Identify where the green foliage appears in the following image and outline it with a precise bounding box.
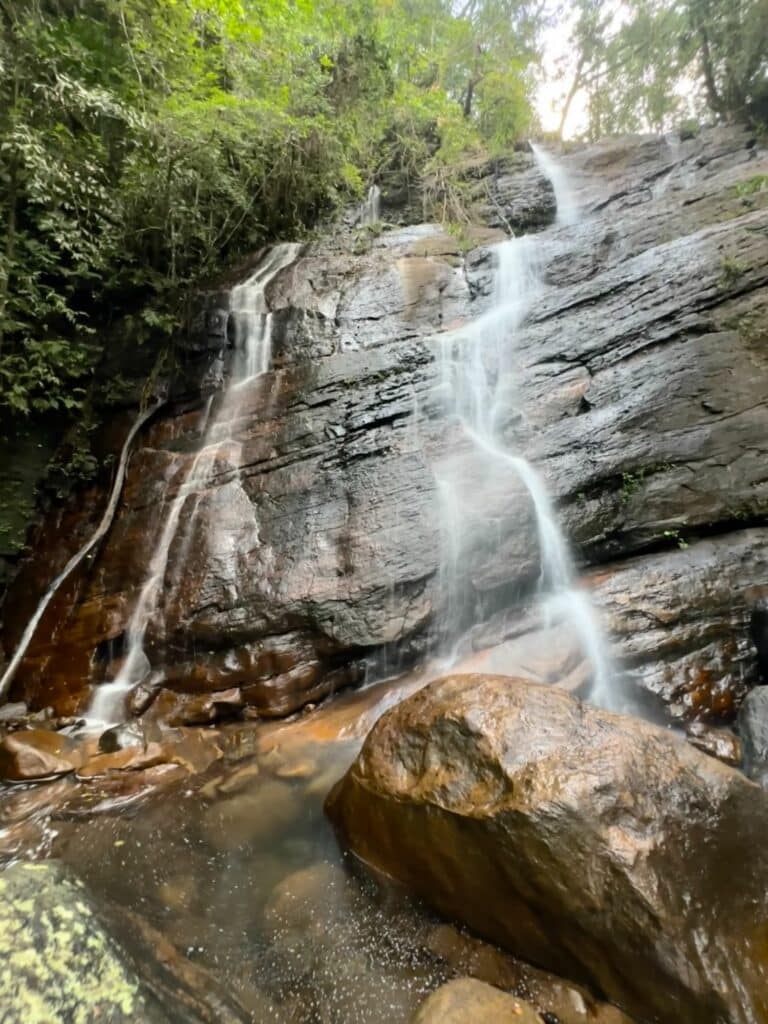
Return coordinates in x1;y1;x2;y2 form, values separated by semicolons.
720;254;747;287
678;117;701;138
736;309;767;348
0;340;95;415
559;0;768;140
620;469;645;504
734;175;768;197
0;0;543;422
663;528;689;549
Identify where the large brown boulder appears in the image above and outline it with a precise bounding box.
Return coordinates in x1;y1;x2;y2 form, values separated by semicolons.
0;728;82;781
411;978;543;1023
326;674;768;1024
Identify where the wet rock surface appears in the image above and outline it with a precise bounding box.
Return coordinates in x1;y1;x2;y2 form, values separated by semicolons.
411;978;544;1024
425;924;635;1024
0;728;82;781
0;858;254;1023
327;673;768;1024
738;685;768;786
2;124;767;723
686;720;742;766
0;860;167;1023
752;599;768;683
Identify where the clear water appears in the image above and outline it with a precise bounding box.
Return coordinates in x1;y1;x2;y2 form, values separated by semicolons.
37;671;456;1023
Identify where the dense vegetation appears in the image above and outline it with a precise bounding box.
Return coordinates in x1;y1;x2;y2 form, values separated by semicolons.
0;0;764;559
560;0;768;138
0;0;542;421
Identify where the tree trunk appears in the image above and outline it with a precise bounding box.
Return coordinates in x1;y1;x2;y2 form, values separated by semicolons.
463;76;476;118
558;55;587;139
697;23;725;115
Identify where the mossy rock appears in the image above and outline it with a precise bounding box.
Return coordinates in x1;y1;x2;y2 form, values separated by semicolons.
0;861;168;1024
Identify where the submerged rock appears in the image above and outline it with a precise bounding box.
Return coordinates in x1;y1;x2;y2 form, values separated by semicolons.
411;978;543;1023
76;741;169;778
327;674;768;1024
425;924;635;1024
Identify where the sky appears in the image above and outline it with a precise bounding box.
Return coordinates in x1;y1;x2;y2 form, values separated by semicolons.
535;2;586;138
535;0;632;139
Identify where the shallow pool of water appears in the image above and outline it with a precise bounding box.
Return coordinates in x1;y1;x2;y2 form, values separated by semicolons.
38;670;456;1022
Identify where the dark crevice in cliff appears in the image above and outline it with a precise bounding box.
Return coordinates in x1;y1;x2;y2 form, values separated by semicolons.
577;511;768;570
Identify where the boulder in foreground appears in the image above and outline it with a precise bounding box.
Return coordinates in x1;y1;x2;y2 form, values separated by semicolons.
326;674;768;1024
0;728;81;781
411;978;543;1023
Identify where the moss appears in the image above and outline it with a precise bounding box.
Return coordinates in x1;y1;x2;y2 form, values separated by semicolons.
733;174;768;198
620;469;646;504
737;310;767;349
720;254;747;288
0;861;159;1024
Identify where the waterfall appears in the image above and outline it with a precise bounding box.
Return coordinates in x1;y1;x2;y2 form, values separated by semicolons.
434;155;613;705
87;243;301;728
358;185;381;226
0;402;161;702
530;143;579;227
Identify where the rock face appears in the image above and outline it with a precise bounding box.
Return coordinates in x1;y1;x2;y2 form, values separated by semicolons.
752;601;768;683
738;686;768;785
2;125;767;720
326;674;768;1024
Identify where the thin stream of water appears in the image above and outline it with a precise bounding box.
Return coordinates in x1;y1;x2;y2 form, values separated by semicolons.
358;184;381;226
0;402;160;701
88;243;301;727
530;142;579;227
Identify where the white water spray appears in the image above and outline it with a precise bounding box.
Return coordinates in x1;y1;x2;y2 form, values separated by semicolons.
530;142;579;227
87;243;301;727
434;153;613;705
358;185;381;226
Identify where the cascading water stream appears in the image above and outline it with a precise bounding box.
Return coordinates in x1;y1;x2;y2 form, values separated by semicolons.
358;184;381;226
0;401;161;702
530;142;579;227
87;243;301;727
434;146;614;706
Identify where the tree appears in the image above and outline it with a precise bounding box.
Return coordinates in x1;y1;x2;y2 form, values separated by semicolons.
556;0;768;140
685;0;768;122
0;0;545;420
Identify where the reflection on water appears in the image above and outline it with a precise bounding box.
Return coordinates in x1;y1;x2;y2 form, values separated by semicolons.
1;648;604;1021
49;677;451;1023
